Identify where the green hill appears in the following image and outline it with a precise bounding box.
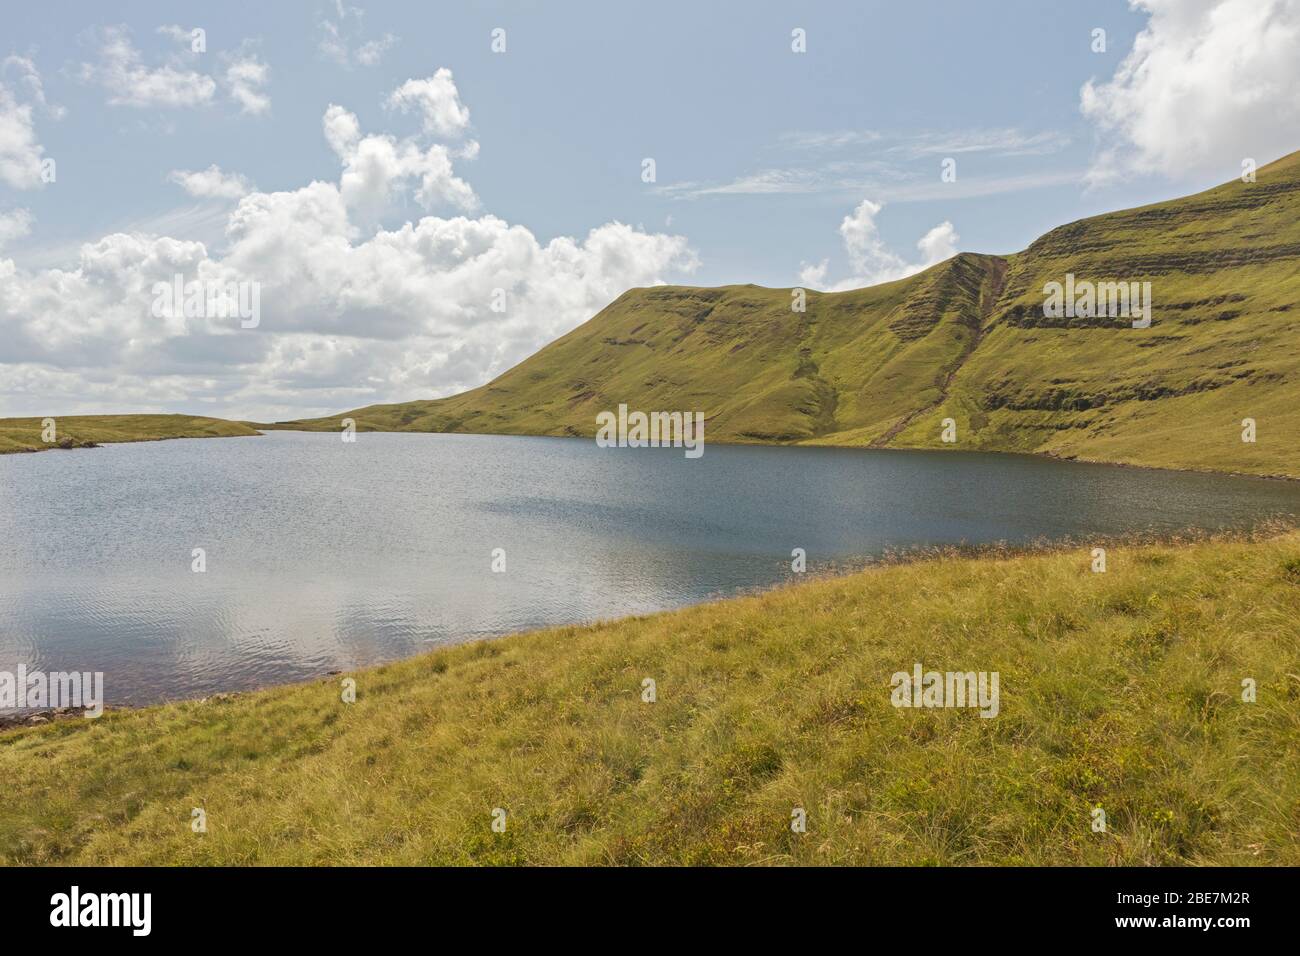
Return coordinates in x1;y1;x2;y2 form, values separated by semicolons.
0;414;261;455
278;152;1300;478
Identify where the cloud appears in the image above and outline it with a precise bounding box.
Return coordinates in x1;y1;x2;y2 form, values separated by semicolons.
78;26;270;115
323;103;478;219
915;221;960;265
1080;0;1300;184
2;55;65;119
886;129;1072;158
156;24;202;49
797;259;828;288
386;70;470;138
0;58;59;190
800;199;958;291
356;35;398;66
779;130;885;151
225;55;271;116
660;168;822;198
0;72;697;421
81;25;217;108
318;3;399;68
0;208;33;249
168;165;253;199
660;127;1072;200
0;86;46;189
780;128;1070;158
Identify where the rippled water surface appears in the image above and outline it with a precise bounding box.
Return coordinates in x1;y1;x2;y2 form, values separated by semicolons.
2;431;1297;705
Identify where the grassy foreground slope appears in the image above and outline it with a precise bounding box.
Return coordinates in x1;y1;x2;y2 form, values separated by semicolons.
281;152;1300;477
0;414;260;454
3;530;1297;866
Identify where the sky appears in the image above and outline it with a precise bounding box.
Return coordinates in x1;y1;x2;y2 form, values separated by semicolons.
2;0;1299;421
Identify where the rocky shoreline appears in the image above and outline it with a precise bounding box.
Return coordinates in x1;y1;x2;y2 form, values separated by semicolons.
0;706;95;731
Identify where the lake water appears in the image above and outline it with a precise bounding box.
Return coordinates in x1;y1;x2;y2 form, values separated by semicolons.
2;431;1298;706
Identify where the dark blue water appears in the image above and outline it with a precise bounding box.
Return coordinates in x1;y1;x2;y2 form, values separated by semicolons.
1;431;1297;705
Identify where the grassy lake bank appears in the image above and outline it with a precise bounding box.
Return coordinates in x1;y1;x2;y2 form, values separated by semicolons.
2;527;1297;865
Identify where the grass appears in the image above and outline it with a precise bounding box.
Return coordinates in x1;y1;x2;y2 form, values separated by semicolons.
278;151;1300;479
0;414;261;455
3;527;1297;866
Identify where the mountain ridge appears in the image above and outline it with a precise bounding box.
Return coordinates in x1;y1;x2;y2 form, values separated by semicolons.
8;156;1294;476
273;151;1299;477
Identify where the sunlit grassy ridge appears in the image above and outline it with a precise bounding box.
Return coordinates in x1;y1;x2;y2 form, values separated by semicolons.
274;253;1004;448
0;415;260;454
3;529;1297;866
279;152;1300;478
901;150;1300;477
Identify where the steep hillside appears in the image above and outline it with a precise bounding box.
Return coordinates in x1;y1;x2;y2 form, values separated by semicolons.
278;153;1300;477
279;252;1005;446
896;150;1300;476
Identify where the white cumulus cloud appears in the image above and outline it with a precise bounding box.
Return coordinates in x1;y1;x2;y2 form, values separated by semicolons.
1081;0;1300;184
168;165;253;199
800;200;959;292
386;70;471;139
324;103;478;219
0;71;697;421
0;57;59;190
225;55;271;116
0;208;34;249
0;86;45;189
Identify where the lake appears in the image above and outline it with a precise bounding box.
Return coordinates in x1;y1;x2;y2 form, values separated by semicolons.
2;430;1297;706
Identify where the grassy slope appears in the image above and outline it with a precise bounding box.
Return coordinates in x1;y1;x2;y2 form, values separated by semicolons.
280;152;1300;477
0;415;261;454
898;149;1300;477
274;253;1003;446
3;530;1297;866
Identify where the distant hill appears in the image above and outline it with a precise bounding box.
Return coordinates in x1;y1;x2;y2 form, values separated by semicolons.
270;152;1300;478
0;415;260;455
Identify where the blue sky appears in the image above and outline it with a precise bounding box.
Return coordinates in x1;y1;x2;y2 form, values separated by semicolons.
3;0;1298;420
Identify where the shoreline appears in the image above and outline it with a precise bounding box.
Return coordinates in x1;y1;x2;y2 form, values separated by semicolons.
6;417;1297;483
4;525;1297;864
4;519;1293;730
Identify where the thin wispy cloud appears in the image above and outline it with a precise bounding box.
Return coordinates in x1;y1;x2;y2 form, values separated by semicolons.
778;127;1069;157
659;127;1075;201
883;128;1073;157
318;2;399;68
881;168;1087;203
